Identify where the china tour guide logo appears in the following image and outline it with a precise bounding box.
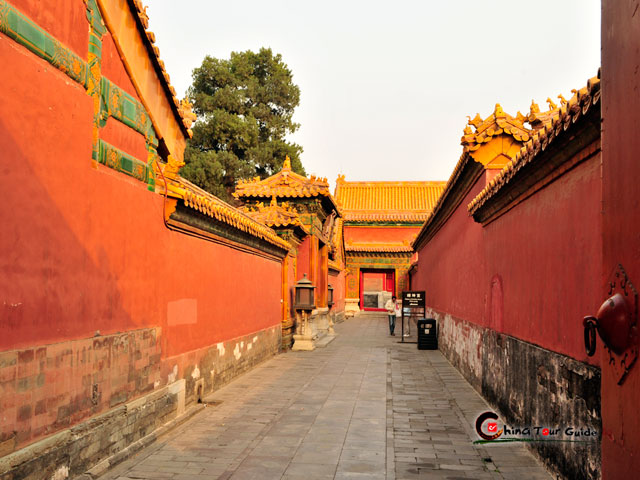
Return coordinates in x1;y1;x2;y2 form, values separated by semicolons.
474;411;598;444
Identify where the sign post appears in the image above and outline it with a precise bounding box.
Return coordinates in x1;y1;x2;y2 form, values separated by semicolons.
399;291;425;344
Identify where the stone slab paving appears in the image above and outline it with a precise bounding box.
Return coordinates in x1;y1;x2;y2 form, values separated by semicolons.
100;314;551;480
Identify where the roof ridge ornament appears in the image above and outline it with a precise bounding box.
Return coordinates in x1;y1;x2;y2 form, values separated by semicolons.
178;98;197;129
468;113;483;129
282;155;291;171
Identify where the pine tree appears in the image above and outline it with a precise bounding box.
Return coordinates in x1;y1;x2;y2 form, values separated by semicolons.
182;48;305;202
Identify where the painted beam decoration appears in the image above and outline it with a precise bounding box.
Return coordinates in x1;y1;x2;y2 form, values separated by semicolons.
0;0;193;193
98;139;155;185
99;77;157;145
0;0;89;87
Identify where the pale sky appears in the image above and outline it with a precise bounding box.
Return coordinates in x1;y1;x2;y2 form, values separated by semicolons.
146;0;600;188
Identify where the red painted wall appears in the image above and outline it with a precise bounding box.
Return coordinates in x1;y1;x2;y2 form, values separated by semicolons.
329;270;345;313
101;32;141;100
287;254;297;319
10;0;89;58
296;236;310;281
0;31;282;357
413;172;489;326
413;153;602;364
344;225;422;244
601;1;640;477
483;154;602;363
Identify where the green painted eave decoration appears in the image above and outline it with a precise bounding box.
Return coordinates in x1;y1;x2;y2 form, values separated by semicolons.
98;139;155;190
100;77;158;146
85;0;106;37
0;0;89;87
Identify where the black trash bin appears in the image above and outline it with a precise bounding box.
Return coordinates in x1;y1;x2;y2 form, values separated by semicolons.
417;319;437;350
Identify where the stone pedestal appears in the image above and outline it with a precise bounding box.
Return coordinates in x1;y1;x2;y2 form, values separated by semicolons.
328;311;335;335
292;333;315;351
345;298;361;318
312;307;330;335
292;310;316;351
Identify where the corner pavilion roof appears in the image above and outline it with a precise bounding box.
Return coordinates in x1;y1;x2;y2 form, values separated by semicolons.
334;177;446;223
234;157;336;206
460;104;531;152
468;74;601;215
243;197;309;235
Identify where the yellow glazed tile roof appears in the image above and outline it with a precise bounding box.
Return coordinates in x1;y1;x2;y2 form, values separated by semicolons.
162;171;291;250
128;0;196;136
413;102;545;250
468;74;601;215
345;242;414;253
334;177;446;222
461;104;531;152
244;197;309;234
234;157;333;201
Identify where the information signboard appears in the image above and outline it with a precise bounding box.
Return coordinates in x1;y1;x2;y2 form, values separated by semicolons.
399;291;426;343
402;291;425;308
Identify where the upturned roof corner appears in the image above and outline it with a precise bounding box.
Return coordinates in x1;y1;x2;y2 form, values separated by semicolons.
234;156;340;214
460;103;531;169
468;74;601;219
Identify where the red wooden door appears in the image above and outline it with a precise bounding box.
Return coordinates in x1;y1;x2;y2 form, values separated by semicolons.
385;272;395;294
601;3;640;477
360;269;395;311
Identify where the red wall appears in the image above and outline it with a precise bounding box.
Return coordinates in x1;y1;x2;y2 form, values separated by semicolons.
601;1;640;477
413;172;489;326
329;270;345;313
101;31;141;100
483;154;602;363
10;0;88;58
296;236;310;281
0;30;282;358
413;153;602;364
344;225;422;244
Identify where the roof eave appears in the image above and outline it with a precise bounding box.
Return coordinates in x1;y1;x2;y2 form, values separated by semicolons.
125;0;191;139
412;152;484;251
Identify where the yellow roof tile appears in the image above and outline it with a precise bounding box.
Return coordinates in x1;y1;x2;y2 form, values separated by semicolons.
461;104;531;152
234;157;334;205
129;0;195;137
334;178;446;222
345;242;414;253
165;176;290;250
468;73;601;215
244;197;309;234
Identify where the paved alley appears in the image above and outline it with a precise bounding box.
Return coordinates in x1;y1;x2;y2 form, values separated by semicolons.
100;315;551;480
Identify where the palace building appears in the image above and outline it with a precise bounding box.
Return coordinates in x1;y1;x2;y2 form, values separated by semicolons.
334;177;445;315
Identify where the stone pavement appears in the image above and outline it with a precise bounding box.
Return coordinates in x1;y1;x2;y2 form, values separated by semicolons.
100;314;551;480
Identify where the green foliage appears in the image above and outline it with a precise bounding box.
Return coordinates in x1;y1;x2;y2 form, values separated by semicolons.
182;48;305;202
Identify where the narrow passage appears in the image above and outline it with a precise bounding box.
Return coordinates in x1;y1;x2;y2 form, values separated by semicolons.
101;315;550;479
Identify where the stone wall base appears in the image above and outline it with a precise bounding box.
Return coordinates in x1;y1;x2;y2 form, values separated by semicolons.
0;325;280;480
0;382;183;480
429;308;601;480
